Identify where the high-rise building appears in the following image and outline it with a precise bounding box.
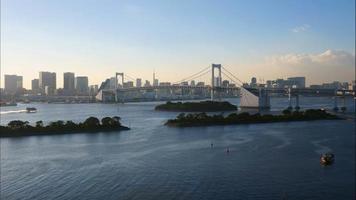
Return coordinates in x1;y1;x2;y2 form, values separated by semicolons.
75;76;89;95
153;79;159;86
89;85;99;96
39;72;56;95
136;78;142;88
4;75;23;94
190;80;195;87
63;72;75;95
31;79;39;93
144;80;151;87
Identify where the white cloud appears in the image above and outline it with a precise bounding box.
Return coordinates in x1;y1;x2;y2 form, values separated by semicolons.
266;49;355;67
263;49;355;84
291;24;310;33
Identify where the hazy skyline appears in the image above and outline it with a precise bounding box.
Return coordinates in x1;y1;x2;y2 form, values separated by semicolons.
1;0;355;89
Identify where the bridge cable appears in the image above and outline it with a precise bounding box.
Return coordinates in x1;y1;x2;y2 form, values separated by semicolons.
172;65;211;84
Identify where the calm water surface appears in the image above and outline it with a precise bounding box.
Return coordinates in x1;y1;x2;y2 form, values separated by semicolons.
1;97;355;200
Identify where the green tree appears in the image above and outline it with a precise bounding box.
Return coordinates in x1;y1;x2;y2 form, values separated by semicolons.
83;117;100;128
36;121;43;128
7;120;28;129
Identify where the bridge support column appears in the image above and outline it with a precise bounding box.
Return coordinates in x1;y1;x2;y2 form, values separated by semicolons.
287;88;293;110
341;95;347;112
333;96;338;111
295;95;300;110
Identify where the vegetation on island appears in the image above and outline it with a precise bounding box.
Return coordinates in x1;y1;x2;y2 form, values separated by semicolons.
0;116;130;137
155;101;237;112
165;109;341;127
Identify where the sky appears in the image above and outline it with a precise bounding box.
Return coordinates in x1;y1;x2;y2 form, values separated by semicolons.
1;0;355;89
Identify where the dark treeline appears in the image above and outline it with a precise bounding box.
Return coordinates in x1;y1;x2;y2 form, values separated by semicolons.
155;101;237;112
165;109;341;127
0;116;130;137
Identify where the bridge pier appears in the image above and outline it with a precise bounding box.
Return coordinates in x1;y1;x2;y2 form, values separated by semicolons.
287;88;293;110
341;96;347;112
295;95;300;110
333;96;339;111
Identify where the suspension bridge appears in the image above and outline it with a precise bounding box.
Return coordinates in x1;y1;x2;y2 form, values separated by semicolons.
96;64;355;110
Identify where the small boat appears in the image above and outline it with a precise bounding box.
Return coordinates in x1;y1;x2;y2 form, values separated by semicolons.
320;153;334;165
26;107;37;113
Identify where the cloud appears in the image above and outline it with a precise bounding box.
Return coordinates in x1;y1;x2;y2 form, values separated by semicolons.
291;24;310;33
266;49;355;67
263;49;355;84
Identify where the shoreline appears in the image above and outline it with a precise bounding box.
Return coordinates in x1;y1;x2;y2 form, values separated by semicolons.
0;126;130;138
165;109;342;127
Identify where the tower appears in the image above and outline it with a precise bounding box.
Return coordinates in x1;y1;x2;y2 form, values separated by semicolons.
211;64;222;101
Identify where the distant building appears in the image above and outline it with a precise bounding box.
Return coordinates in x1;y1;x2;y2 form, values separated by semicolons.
196;82;205;87
63;72;75;95
136;78;142;88
153;79;159;87
4;75;23;94
89;85;99;96
250;77;257;88
31;79;40;93
265;77;306;89
75;76;89;95
287;77;306;88
159;82;171;86
39;71;56;95
144;80;151;87
123;81;134;88
222;80;230;87
190;80;195;87
181;81;189;86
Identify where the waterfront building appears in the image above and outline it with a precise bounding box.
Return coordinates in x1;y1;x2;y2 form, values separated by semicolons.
190;80;195;87
31;79;40;93
159;82;171;86
89;85;99;96
287;77;306;88
39;71;56;95
123;81;134;88
196;82;205;87
4;74;23;94
75;76;89;95
136;78;142;88
222;80;230;87
63;72;75;95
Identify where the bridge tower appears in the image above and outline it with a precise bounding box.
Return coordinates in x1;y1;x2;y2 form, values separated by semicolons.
115;72;124;102
211;64;222;101
115;73;124;89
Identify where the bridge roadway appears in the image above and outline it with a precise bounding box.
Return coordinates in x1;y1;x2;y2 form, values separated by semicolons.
113;85;355;97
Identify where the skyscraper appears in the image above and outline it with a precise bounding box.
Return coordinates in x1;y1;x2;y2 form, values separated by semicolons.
4;74;22;94
31;79;39;93
136;78;142;88
39;71;56;95
75;76;89;95
63;72;75;95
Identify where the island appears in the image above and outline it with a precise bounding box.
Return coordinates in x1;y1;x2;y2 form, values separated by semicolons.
155;101;237;112
165;109;341;127
0;116;130;137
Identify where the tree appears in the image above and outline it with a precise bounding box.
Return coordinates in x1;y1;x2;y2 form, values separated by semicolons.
101;117;114;127
83;117;100;128
36;121;43;128
8;120;28;129
282;109;291;115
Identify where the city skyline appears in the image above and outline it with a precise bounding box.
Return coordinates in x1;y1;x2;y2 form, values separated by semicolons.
1;0;355;88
